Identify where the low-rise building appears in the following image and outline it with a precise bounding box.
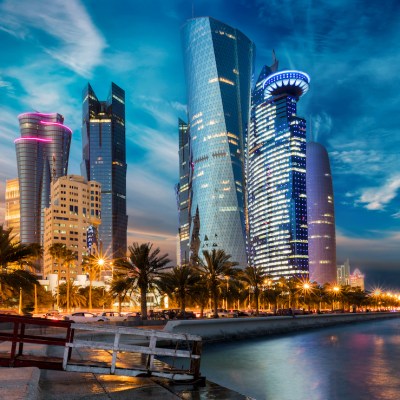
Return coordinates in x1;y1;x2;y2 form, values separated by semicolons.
43;175;101;280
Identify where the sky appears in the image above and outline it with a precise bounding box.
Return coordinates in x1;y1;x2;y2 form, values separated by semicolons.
0;0;399;289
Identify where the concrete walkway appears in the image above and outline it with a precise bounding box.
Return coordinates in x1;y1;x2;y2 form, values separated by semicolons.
0;340;250;399
0;367;40;400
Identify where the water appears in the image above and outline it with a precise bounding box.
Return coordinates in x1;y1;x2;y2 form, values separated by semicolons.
200;318;400;400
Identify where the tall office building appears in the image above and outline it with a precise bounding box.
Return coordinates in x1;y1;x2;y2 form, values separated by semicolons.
181;17;254;267
177;119;191;265
15;112;71;247
4;178;20;242
306;141;336;284
337;259;351;285
43;175;101;279
81;83;127;259
247;63;310;279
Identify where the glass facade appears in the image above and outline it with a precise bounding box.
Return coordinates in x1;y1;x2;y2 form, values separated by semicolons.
177;119;191;265
247;69;310;279
307;141;336;284
81;83;127;259
15;112;71;246
181;17;254;268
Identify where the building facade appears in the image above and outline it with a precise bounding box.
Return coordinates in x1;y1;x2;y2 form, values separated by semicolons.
349;268;365;290
15;112;71;247
306;141;336;284
337;259;351;285
177;119;191;265
43;175;101;279
181;17;254;267
247;67;310;279
4;178;20;242
81;83;127;259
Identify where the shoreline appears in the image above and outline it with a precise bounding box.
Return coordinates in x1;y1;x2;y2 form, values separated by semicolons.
163;311;400;342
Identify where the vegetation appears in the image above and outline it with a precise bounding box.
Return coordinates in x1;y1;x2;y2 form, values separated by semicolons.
1;234;399;315
115;242;171;319
194;249;239;318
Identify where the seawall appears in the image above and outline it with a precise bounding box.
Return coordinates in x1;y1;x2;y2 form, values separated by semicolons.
164;312;400;342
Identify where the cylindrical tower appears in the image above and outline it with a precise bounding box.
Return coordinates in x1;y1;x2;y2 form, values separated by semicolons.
15;112;71;245
306;141;336;284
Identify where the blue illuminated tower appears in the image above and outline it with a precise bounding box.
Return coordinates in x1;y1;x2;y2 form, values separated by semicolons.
181;17;255;267
15;112;71;246
307;141;336;284
247;62;310;279
81;83;127;258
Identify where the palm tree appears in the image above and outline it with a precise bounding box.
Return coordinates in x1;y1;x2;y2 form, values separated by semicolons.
81;254;104;310
115;242;171;320
158;265;200;314
194;249;238;318
109;273;133;313
240;265;267;315
58;282;86;309
48;243;75;310
0;226;40;311
0;225;40;271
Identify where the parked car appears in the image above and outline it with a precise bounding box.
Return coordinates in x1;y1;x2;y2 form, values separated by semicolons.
207;309;232;318
98;312;127;322
176;310;196;320
63;312;109;323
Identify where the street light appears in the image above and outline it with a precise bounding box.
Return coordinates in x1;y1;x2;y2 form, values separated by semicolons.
332;285;340;310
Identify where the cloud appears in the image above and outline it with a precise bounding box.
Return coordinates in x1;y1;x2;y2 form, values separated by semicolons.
0;0;106;77
356;176;400;210
336;229;400;260
310;112;333;142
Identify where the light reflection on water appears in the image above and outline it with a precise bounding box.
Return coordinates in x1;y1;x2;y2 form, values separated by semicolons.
200;318;400;400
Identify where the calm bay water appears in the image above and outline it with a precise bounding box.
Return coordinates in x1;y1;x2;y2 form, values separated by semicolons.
200;318;400;400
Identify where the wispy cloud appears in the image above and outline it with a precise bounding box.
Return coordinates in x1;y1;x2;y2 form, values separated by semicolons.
0;0;106;77
310;112;332;142
356;175;400;211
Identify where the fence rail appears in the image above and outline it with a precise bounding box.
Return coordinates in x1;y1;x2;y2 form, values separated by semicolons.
0;314;203;382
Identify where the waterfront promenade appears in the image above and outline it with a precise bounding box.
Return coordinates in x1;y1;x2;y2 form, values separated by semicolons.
1;312;399;399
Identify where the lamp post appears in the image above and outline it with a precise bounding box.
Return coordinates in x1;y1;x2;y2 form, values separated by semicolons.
225;276;229;309
333;285;340;311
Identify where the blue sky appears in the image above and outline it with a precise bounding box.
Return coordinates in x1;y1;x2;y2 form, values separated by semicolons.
0;0;399;288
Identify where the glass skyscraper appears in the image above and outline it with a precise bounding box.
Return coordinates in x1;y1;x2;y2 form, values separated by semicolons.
81;83;127;259
177;119;191;265
307;141;336;284
247;65;310;279
181;17;254;268
15;112;71;247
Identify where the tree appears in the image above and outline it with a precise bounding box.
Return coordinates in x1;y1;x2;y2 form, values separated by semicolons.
115;242;171;320
240;265;266;315
58;283;86;309
0;226;39;270
110;273;134;313
158;265;200;314
48;243;75;310
0;226;39;311
81;253;104;311
194;249;238;318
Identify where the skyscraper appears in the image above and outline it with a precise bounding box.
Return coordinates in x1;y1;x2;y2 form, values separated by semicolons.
177;119;191;265
81;83;127;259
247;64;310;279
306;141;336;284
15;112;71;247
181;17;254;267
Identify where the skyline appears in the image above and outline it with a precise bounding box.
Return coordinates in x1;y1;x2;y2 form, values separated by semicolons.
0;0;399;287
